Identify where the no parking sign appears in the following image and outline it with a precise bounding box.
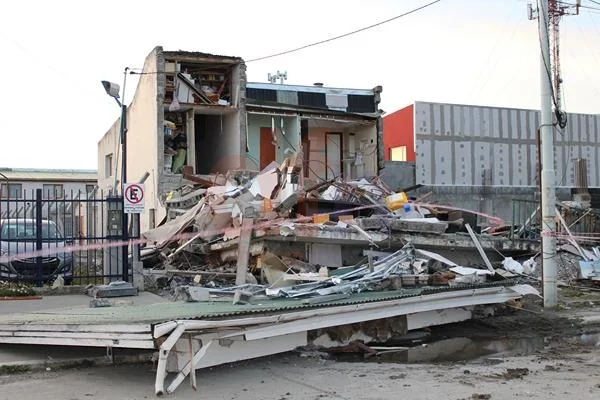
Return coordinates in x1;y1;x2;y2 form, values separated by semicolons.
124;183;145;214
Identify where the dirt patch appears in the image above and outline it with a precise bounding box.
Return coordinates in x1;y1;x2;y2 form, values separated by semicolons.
491;367;529;380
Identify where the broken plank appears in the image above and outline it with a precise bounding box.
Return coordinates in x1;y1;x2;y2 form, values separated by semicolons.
465;223;495;273
236;210;255;285
167;231;204;260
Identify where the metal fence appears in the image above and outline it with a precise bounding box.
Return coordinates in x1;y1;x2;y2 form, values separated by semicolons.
510;199;540;240
0;189;130;286
510;198;600;243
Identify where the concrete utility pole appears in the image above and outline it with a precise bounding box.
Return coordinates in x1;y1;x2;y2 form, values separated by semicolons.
529;1;580;108
538;0;558;308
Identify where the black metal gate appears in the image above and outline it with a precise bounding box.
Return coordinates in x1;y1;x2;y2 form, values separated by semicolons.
0;188;131;286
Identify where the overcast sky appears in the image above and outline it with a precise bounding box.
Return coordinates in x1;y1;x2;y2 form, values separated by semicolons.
1;0;600;170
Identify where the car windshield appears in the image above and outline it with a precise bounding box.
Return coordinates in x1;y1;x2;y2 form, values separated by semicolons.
0;221;63;240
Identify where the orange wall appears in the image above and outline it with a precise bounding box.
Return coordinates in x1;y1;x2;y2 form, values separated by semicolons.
383;104;415;162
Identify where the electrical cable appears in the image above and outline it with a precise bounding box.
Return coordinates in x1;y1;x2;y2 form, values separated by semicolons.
246;0;441;62
558;1;600;11
468;1;521;102
304;159;337;181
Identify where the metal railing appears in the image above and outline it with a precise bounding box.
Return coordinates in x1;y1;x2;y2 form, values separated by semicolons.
510;199;540;240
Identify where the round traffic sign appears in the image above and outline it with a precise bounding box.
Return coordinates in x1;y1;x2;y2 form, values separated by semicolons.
125;184;144;204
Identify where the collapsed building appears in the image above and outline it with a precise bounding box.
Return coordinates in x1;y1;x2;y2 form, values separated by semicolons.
98;46;383;234
75;47;598;395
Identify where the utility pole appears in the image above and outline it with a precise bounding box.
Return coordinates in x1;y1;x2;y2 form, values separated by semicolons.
539;0;558;308
528;0;580;308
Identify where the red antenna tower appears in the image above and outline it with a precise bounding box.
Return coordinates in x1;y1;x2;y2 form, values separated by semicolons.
528;0;580;109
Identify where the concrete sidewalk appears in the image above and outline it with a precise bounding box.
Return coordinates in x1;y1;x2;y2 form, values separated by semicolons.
1;290;169;315
0;291;167;371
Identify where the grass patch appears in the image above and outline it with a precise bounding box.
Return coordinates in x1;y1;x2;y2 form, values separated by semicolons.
0;365;31;375
0;281;36;297
560;287;586;298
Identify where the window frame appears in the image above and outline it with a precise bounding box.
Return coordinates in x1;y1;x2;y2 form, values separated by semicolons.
0;183;23;199
390;146;407;162
42;184;64;200
105;153;113;178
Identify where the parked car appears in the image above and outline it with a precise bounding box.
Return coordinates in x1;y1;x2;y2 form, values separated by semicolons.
0;218;73;284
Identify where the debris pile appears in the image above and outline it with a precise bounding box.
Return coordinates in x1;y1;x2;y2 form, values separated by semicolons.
142;152;486;293
162;243;531;304
140;151;600;300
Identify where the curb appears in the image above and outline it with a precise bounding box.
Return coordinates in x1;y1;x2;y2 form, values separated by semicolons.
0;296;43;301
32;285;86;296
0;352;155;376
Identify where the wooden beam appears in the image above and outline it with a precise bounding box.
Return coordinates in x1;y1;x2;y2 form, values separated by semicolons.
236;208;255;285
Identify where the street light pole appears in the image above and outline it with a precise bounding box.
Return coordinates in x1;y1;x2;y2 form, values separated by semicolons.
120;67;129;282
102;67;130;283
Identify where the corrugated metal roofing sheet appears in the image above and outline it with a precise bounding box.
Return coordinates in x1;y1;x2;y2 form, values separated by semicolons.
0;281;517;326
0;168;97;182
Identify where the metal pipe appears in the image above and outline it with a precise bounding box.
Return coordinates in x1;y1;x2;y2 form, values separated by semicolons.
130;171;150;270
120;67;129;283
155;322;186;396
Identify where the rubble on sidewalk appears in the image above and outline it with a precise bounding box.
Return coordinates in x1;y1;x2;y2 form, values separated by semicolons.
86;281;139;298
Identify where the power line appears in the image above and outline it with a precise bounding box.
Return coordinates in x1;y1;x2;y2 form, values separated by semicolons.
588;0;600;6
468;1;521;102
246;0;442;63
558;1;600;11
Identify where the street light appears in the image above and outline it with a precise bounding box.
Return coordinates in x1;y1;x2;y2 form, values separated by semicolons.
101;67;129;282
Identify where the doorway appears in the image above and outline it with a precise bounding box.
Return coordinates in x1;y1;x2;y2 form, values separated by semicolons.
260;127;276;170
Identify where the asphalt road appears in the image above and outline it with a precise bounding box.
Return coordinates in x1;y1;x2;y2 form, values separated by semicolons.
1;349;600;400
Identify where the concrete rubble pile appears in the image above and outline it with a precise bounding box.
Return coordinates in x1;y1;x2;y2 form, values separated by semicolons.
187;243;517;305
141;153;528;298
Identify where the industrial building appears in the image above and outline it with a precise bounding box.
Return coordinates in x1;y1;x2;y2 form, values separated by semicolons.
383;101;600;222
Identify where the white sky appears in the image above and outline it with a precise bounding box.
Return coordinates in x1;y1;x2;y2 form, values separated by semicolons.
1;0;600;170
